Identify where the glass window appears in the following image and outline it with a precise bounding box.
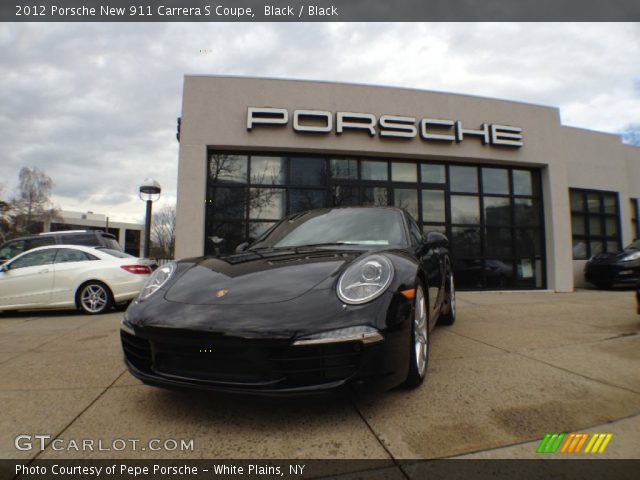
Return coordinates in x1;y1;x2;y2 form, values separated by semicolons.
250;156;286;185
54;233;100;247
290;157;327;186
482;168;509;195
603;194;617;215
9;249;57;269
485;260;515;289
451;227;481;257
570;190;584;211
450;166;478;193
587;193;601;213
569;188;622;259
205;221;246;256
55;248;93;263
290;189;327;213
514;198;539;226
451;195;480;224
516;229;542;257
571;215;586;235
589;217;602;236
361;161;388;181
393;189;419;220
391;163;417;183
485;227;513;257
331;186;359;206
484;197;511;226
0;240;25;262
362;187;388;206
421;164;445;184
513;170;533;196
209;154;248;184
25;236;56;249
422;190;445;223
249;188;286;219
330;159;358;179
210;187;247;220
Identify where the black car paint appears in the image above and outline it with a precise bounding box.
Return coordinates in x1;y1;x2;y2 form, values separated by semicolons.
121;208;451;395
584;245;640;288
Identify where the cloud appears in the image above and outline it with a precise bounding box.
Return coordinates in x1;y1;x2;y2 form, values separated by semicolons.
0;22;638;222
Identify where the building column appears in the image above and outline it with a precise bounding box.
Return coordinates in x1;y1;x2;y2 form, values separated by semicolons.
175;144;208;259
541;162;574;292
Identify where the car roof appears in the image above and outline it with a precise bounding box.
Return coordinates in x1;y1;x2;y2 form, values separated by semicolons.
10;244;99;255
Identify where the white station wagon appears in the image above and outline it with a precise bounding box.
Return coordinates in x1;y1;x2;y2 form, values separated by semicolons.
0;245;153;314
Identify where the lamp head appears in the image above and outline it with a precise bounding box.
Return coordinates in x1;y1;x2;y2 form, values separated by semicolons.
139;178;161;195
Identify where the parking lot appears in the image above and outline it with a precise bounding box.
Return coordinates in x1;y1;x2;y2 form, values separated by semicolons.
1;289;639;460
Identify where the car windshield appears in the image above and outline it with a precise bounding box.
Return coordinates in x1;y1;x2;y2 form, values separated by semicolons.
250;208;407;249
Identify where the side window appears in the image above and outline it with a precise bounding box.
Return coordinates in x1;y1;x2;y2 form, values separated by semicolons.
60;234;100;247
55;248;94;264
9;249;57;270
0;240;25;261
25;236;56;249
407;215;423;245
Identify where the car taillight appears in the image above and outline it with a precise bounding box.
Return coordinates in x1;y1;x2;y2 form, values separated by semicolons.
120;265;152;275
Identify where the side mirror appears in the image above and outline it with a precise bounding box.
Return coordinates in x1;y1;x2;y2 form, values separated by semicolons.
424;231;448;247
0;263;9;273
235;242;249;253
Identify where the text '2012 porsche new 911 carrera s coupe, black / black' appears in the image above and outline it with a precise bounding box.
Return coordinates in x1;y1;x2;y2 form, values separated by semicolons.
120;207;455;395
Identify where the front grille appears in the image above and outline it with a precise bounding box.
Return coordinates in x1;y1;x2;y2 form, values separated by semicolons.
128;328;362;389
121;331;152;372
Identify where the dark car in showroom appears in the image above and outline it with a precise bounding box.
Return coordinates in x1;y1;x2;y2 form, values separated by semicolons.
584;240;640;289
121;207;455;395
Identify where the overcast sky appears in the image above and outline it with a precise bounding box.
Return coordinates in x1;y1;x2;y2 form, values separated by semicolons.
1;22;639;224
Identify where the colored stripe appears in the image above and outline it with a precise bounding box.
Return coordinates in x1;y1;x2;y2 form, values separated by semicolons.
574;433;589;453
550;433;566;453
584;434;598;453
590;434;606;453
536;434;553;453
560;434;575;453
567;434;582;453
598;434;612;453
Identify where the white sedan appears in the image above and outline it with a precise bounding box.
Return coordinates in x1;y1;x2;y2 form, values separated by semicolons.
0;245;153;314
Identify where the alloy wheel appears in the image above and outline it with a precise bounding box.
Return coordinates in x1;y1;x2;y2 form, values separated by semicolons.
414;285;428;377
80;284;108;314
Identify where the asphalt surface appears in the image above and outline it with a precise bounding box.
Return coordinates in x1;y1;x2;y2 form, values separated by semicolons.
1;289;639;460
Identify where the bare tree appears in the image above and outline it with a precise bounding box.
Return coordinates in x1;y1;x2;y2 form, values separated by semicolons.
0;183;10;242
151;204;176;257
10;167;60;235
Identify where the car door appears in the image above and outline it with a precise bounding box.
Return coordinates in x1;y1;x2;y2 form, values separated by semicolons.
50;248;100;304
0;249;57;308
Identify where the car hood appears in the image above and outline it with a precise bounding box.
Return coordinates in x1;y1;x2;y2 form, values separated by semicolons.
164;248;365;305
588;249;636;264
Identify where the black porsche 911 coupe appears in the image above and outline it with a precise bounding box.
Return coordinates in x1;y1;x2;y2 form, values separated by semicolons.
584;240;640;289
120;207;455;395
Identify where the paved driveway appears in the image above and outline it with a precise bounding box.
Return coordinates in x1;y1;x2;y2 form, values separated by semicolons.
1;290;639;460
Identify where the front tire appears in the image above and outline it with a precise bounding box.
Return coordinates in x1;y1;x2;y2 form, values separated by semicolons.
77;282;113;315
403;282;429;389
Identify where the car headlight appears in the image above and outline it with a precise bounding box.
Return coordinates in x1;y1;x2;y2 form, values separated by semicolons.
337;254;394;305
138;262;176;300
621;251;640;262
293;326;383;345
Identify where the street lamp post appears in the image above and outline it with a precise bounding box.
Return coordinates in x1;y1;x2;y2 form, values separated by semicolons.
139;179;161;258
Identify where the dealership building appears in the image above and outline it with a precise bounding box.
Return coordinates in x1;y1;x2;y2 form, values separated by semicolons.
174;76;640;292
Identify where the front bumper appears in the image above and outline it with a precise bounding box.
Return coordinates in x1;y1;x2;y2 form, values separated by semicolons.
121;327;405;396
584;263;640;286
